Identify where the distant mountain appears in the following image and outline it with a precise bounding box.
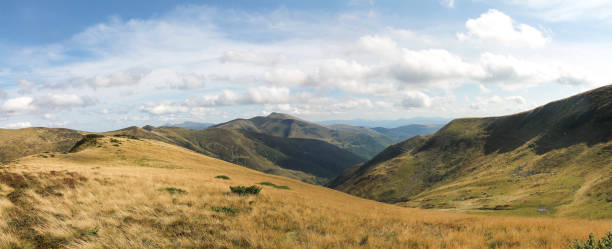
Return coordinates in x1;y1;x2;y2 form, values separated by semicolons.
105;126;363;184
0;127;83;163
163;121;215;130
330;85;612;218
372;124;443;142
215;112;394;159
319;117;450;128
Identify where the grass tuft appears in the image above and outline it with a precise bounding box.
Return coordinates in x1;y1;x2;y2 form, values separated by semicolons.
569;232;612;249
215;175;230;180
211;206;240;215
258;182;290;190
230;185;261;195
160;187;187;195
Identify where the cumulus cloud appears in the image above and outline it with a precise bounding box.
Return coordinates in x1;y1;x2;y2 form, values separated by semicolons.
1;122;32;129
0;94;93;114
1;97;35;113
400;92;432;108
506;95;527;104
186;87;291;107
140;102;189;115
458;9;550;48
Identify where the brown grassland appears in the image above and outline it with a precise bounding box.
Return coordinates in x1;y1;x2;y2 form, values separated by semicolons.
0;136;611;248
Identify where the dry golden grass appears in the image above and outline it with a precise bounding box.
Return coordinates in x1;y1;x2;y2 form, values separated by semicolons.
0;136;610;249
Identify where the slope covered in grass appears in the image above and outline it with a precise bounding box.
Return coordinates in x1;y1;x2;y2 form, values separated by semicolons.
372;124;443;142
215;112;394;159
1;135;611;248
105;126;362;184
0;127;83;163
331;85;612;219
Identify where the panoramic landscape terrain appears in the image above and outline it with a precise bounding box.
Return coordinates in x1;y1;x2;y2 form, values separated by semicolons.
0;86;611;248
1;0;612;248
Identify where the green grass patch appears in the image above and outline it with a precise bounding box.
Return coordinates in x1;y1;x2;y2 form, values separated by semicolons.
211;206;240;215
160;187;187;195
257;182;290;190
215;175;230;180
230;185;261;195
85;226;100;236
569;232;612;249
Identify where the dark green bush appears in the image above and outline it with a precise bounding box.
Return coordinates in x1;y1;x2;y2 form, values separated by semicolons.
160;187;187;195
230;185;261;195
257;182;290;190
569;233;612;249
211;206;240;215
215;175;230;180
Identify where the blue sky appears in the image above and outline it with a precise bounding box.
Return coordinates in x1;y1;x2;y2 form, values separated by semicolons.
0;0;611;131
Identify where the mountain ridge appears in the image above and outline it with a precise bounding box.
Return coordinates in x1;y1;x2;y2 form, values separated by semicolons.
331;84;612;218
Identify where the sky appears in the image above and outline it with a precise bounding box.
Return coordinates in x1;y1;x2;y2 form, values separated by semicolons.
1;0;611;131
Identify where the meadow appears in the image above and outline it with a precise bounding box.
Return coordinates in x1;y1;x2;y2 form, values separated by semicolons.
0;136;610;249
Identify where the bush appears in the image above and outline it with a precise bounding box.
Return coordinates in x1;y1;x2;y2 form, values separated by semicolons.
160;187;187;195
258;182;290;190
211;206;240;215
230;185;261;195
569;233;612;249
215;175;230;180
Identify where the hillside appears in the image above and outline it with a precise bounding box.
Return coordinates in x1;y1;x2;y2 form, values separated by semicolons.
0;127;83;163
372;124;443;142
1;135;611;248
331;85;612;219
105;126;362;184
215;112;394;159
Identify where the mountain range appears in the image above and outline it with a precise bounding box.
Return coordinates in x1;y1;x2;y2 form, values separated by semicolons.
329;85;612;218
1;85;610;219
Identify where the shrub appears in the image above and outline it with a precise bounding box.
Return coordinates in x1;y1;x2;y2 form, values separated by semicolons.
230;185;261;195
160;187;187;195
215;175;230;180
569;233;612;249
258;182;290;190
211;206;240;215
85;226;100;236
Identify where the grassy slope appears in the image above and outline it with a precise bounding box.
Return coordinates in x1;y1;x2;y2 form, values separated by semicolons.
1;136;611;248
215;113;394;159
0;127;83;163
372;124;443;142
332;85;612;219
104;126;363;184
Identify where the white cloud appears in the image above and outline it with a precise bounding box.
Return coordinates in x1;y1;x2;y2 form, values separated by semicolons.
141;102;189;115
185;86;291;107
0;94;93;115
441;0;455;8
0;90;7;100
503;0;612;22
1;122;32;129
458;9;550;48
506;95;527;104
34;94;94;111
1;97;35;113
400;92;432;108
17;79;35;88
43;113;56;120
264;69;308;86
220;51;285;66
68;71;144;88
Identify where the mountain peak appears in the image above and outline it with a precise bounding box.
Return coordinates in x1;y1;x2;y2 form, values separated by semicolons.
266;112;299;120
